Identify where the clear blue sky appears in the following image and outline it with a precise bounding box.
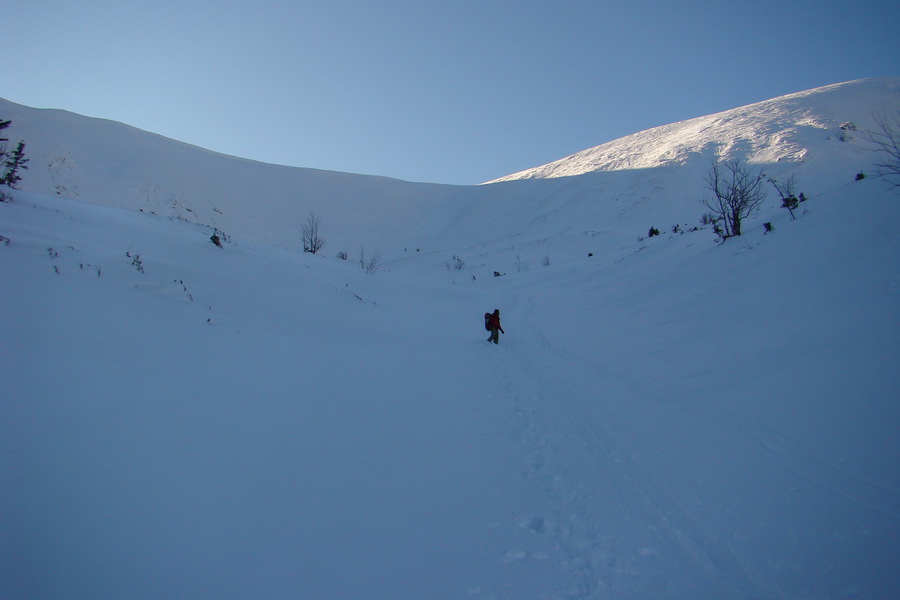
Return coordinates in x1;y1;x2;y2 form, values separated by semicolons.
5;0;899;184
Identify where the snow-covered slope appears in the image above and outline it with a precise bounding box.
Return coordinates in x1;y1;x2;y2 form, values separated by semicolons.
0;97;479;252
2;80;899;599
5;78;896;258
489;78;900;184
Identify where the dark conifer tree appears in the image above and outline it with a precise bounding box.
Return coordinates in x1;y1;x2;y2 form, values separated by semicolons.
3;140;28;188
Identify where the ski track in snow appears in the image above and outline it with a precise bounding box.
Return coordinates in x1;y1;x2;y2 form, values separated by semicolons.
477;291;900;600
484;297;767;600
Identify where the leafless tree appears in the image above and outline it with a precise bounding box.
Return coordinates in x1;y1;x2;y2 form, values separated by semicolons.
301;211;325;254
769;174;799;220
702;159;766;238
862;111;900;190
359;245;382;273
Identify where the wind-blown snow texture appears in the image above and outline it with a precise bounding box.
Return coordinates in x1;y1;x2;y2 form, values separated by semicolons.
2;78;899;600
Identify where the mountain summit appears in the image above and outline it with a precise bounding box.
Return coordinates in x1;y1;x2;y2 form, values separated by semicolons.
488;77;900;182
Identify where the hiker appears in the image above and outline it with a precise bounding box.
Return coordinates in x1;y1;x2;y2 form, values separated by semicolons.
486;309;504;344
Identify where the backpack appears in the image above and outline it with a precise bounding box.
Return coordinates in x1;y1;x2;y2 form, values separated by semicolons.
484;312;492;331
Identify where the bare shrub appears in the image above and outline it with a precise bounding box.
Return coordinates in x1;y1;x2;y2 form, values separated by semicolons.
862;111;900;190
702;159;766;238
301;211;325;254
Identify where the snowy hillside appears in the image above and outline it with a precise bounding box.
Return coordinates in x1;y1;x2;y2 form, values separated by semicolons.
489;78;900;185
3;79;897;261
0;97;478;252
2;80;899;599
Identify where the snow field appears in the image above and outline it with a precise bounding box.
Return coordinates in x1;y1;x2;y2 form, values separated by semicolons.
3;78;900;598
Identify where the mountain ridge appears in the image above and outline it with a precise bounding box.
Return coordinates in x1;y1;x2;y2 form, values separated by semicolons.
1;77;896;258
487;77;900;182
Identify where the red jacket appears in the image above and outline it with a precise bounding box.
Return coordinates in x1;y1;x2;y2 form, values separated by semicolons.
488;313;503;331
